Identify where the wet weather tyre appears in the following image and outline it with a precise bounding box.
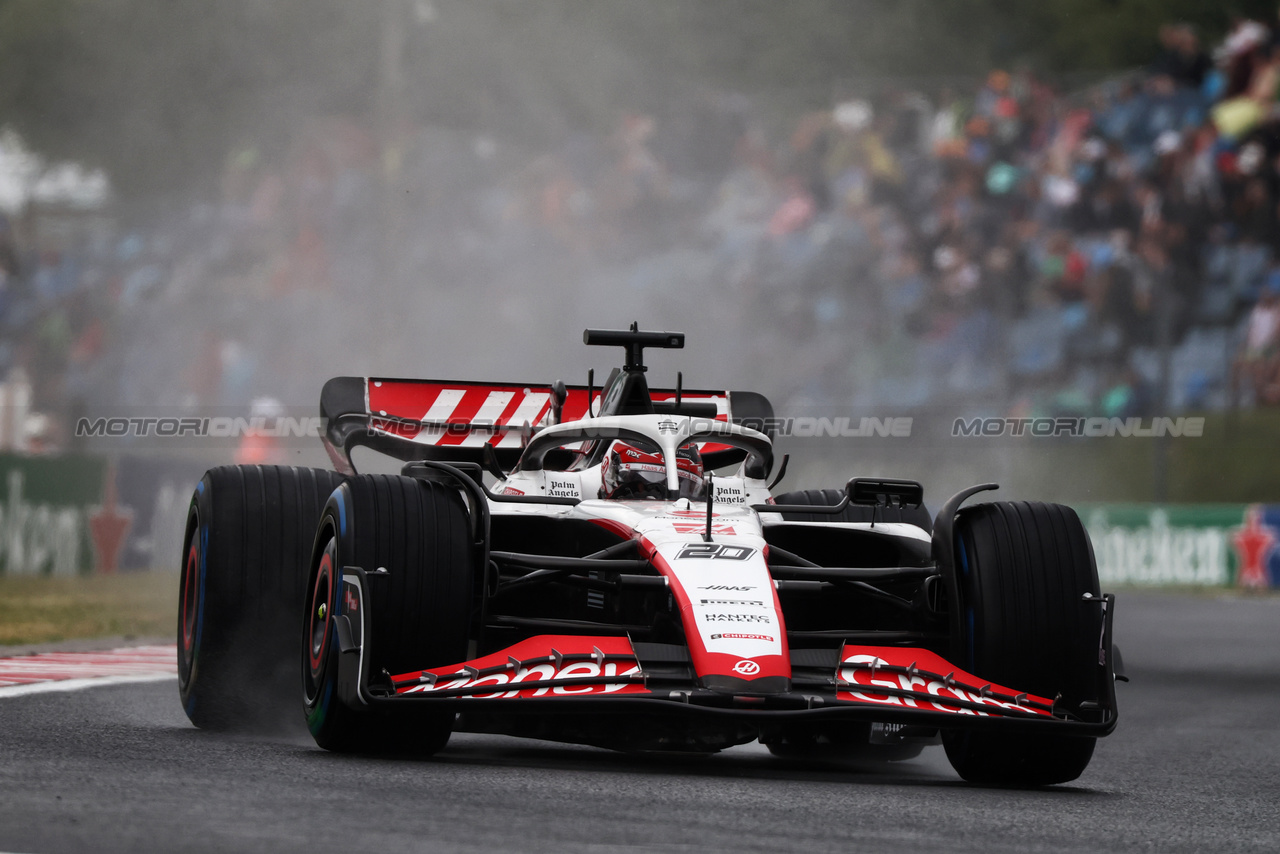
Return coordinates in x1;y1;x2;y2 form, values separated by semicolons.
303;474;475;754
943;501;1101;786
178;465;347;730
774;488;932;532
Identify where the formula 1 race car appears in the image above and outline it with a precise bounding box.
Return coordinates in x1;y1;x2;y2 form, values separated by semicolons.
177;325;1121;786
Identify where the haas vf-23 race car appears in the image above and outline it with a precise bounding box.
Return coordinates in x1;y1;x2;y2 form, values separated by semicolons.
177;326;1121;786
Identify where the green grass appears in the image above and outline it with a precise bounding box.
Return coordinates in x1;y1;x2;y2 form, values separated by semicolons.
0;572;178;646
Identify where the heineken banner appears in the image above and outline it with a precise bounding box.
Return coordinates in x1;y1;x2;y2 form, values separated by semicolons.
0;453;202;576
0;454;105;576
1081;504;1280;590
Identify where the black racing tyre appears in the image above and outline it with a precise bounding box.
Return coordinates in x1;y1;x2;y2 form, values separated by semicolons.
773;488;933;533
178;465;346;730
304;474;474;754
943;501;1101;786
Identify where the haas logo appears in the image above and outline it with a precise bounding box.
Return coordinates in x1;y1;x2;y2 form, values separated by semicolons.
732;660;761;676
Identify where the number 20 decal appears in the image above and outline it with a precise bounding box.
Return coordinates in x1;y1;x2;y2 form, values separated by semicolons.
674;543;756;561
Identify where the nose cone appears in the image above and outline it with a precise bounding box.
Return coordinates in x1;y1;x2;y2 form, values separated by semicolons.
639;528;793;695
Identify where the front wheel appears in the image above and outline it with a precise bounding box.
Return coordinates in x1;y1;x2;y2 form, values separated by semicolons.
943;501;1102;786
303;474;476;754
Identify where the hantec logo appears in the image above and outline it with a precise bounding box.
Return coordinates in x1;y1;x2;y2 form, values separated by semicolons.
732;660;761;676
658;419;679;434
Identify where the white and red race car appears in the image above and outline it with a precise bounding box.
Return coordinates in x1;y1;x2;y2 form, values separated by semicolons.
178;326;1121;785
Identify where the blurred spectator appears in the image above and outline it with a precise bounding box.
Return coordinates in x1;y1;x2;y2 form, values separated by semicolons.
1233;273;1280;403
1151;24;1213;90
15;8;1280;441
234;396;286;465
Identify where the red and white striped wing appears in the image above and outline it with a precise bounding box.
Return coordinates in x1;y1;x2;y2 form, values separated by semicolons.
365;379;731;450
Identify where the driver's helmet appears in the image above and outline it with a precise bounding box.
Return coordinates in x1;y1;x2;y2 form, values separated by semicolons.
599;439;706;500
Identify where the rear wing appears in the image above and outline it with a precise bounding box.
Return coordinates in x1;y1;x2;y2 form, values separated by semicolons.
320;376;774;475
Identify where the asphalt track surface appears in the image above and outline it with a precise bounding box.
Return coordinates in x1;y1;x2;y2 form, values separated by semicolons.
1;591;1278;854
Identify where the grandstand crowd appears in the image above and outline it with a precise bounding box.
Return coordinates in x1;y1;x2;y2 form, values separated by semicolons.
5;13;1280;450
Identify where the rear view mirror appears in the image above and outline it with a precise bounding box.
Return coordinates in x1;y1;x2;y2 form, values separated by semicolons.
846;478;924;508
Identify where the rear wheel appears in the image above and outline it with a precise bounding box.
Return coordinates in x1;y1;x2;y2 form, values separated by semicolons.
943;501;1101;786
303;474;475;754
178;465;346;730
774;488;932;532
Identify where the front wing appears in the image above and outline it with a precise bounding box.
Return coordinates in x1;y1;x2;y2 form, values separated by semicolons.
334;570;1118;737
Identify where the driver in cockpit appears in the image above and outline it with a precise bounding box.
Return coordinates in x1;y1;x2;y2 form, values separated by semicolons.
599;439;707;500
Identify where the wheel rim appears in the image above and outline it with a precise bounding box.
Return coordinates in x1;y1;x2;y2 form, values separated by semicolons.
181;543;198;653
177;505;200;688
304;536;337;703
